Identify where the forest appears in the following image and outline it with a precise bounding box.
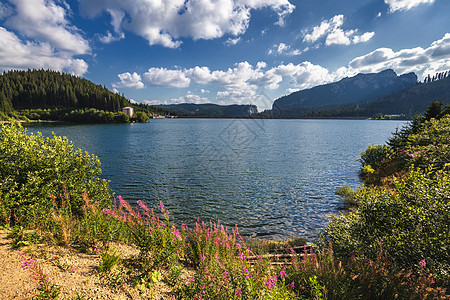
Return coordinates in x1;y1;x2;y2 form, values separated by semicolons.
0;69;175;123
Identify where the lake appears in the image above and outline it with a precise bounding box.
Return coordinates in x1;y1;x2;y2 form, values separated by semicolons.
27;118;406;241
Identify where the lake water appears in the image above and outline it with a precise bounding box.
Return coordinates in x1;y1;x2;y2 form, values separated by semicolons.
27;119;406;241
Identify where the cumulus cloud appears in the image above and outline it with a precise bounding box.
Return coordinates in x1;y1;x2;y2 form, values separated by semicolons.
99;31;125;43
385;0;435;12
6;0;90;55
112;72;145;89
303;14;374;47
344;33;450;78
0;27;88;76
0;0;90;76
143;92;210;105
268;43;302;56
143;68;191;88
78;0;294;48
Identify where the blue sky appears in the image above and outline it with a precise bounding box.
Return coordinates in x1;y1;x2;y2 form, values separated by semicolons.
0;0;449;110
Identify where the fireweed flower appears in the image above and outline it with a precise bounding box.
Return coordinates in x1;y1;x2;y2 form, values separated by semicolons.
289;281;295;290
242;268;250;277
419;259;426;267
263;275;277;289
236;288;242;295
102;208;110;214
280;270;287;279
222;271;228;280
21;257;36;269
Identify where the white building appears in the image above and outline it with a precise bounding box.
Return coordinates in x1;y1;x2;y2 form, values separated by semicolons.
122;107;134;117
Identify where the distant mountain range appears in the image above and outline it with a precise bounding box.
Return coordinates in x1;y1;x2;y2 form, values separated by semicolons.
157;103;258;117
269;69;419;118
302;72;450;118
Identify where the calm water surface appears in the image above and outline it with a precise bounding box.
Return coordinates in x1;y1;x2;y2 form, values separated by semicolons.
28;119;406;240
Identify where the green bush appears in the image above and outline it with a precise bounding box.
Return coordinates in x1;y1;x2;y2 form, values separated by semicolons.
322;167;450;286
0;122;111;226
131;111;150;123
359;144;391;170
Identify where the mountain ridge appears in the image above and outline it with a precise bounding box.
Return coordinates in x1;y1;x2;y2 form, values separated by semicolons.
271;69;418;117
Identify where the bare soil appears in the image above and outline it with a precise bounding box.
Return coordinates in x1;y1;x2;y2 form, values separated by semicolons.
0;229;178;299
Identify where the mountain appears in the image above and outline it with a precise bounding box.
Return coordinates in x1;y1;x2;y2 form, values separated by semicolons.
271;69;418;117
306;75;450;118
158;103;258;117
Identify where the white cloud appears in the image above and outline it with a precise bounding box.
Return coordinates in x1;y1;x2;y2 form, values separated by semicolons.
352;32;375;44
268;43;302;56
143;93;210;105
99;31;125;43
112;72;145;89
303;14;374;47
78;0;294;48
303;15;344;43
224;37;241;46
143;68;191;88
6;0;90;55
344;33;450;79
0;27;88;76
384;0;435;12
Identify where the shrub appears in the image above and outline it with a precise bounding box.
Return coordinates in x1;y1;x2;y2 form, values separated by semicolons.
359;144;391;171
0;122;111;226
322;167;450;286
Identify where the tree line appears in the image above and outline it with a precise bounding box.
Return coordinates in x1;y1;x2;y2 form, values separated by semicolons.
0;69;175;122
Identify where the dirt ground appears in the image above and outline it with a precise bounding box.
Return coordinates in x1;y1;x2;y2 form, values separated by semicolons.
0;229;176;299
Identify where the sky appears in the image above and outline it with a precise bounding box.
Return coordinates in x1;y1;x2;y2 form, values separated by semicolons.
0;0;449;110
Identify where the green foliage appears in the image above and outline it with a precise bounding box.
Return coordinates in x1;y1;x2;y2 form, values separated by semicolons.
7;226;40;248
0;69;130;112
323;167;450;286
76;194;127;250
131;111;150;123
0;123;111;226
360;102;450;184
359;144;391;170
334;185;358;207
98;248;122;274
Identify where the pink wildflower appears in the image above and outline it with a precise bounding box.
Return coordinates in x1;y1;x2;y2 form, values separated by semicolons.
289;281;295;290
263;275;277;289
419;259;426;267
280;270;287;279
102;208;110;214
236;288;242;295
222;271;228;280
242;268;249;277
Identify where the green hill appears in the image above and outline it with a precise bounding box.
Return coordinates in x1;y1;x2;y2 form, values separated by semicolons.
0;69;174;122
